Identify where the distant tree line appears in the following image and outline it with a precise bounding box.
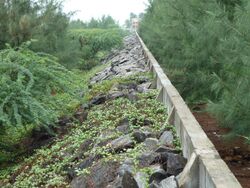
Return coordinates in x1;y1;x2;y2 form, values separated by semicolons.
0;0;69;54
69;15;119;29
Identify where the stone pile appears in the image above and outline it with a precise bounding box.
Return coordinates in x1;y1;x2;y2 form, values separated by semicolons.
90;35;148;84
70;35;186;188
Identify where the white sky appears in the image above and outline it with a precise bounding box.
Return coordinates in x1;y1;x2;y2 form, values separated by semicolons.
63;0;148;25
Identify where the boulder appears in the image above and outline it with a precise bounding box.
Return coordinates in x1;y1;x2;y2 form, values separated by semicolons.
159;176;177;188
72;139;94;161
143;138;159;151
137;152;159;167
143;119;154;126
110;135;134;152
166;153;187;176
71;161;119;188
126;91;139;102
155;146;179;154
79;139;93;153
118;159;135;176
137;76;149;84
149;164;168;183
159;131;174;146
107;171;139;188
137;82;151;93
116;118;130;134
122;171;139;188
132;130;146;143
108;91;125;100
141;127;158;138
89;94;107;106
78;155;97;170
74;108;88;123
117;82;138;90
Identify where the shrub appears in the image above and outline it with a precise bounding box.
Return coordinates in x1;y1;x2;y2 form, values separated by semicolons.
0;42;73;134
64;28;124;70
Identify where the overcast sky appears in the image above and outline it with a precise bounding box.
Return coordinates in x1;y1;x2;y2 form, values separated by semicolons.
63;0;148;25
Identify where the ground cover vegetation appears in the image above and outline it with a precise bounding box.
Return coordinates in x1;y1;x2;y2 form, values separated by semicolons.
0;0;124;168
0;72;181;187
139;0;250;142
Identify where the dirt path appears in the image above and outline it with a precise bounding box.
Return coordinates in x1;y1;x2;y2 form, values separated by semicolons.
193;108;250;188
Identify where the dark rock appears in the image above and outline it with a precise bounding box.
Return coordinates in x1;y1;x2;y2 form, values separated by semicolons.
108;171;139;188
143;119;154;126
89;35;148;84
110;135;134;152
78;156;96;170
106;177;121;188
159;176;177;188
155;152;169;167
89;94;107;106
79;139;93;153
74;110;88;123
126;91;139;102
72;139;94;161
67;167;77;181
141;127;158;138
117;82;138;91
126;68;131;72
108;91;125;100
94;130;115;148
159;131;174;146
137;76;149;84
155;146;180;154
137;82;151;93
137;152;159;167
118;159;135;176
143;138;159;151
166;153;187;176
71;161;119;188
57;116;73;127
116;118;130;134
122;171;139;188
149;165;168;183
132;130;146;143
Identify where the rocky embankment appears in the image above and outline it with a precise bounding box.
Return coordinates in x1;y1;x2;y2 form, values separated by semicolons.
90;35;148;84
1;35;186;188
71;35;186;188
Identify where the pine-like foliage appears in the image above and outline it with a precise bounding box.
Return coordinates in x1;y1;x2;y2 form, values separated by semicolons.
140;0;250;141
209;2;250;141
0;42;72;134
140;0;228;101
66;28;124;69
